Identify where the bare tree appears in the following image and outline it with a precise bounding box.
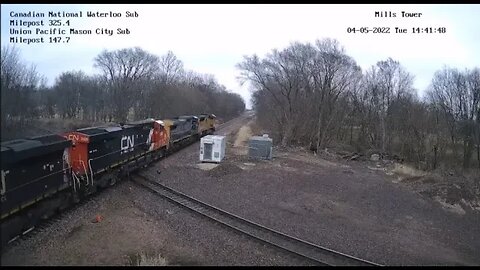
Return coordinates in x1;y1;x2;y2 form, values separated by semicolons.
1;45;44;139
427;67;479;168
362;58;415;153
466;68;480;168
238;39;360;148
309;39;362;151
1;46;245;141
94;47;160;122
159;50;184;85
53;71;86;118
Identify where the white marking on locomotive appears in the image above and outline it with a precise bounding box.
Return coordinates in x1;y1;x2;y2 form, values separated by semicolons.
121;135;135;154
147;128;154;151
43;163;54;171
63;148;70;183
1;170;8;195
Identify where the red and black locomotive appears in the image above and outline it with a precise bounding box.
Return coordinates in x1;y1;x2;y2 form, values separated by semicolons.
0;114;216;248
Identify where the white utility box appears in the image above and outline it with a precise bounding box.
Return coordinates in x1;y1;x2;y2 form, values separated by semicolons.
199;135;226;163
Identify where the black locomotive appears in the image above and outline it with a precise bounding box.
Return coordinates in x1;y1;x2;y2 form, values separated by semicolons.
0;113;216;249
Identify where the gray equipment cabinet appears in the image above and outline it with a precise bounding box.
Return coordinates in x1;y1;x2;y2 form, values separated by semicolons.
248;135;273;160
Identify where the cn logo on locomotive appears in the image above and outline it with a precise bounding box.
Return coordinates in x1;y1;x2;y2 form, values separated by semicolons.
121;135;135;154
68;134;79;141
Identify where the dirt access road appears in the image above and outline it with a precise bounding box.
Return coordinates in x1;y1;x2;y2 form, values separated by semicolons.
2;112;479;266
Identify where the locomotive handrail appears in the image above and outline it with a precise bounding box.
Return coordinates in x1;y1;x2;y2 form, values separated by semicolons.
88;159;94;186
79;160;89;186
71;170;80;192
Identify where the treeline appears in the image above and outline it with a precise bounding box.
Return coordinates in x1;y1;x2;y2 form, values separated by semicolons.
238;38;479;170
1;46;246;140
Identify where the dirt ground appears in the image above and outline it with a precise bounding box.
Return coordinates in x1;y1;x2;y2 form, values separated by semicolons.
2;113;479;266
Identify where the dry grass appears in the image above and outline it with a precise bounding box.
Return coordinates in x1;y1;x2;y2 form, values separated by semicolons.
384;162;480;213
233;124;253;147
230;120;255;156
391;163;428;178
286;151;340;168
248;119;265;137
127;252;168;266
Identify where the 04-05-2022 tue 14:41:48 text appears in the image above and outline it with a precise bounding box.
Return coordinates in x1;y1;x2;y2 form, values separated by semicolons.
347;27;447;34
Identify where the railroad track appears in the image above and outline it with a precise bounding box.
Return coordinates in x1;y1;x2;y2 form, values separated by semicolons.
132;173;382;266
215;111;254;135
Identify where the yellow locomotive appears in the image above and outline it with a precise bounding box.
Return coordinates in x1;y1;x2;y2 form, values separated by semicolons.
198;113;216;136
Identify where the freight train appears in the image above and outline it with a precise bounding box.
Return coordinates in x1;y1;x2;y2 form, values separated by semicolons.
0;113;216;248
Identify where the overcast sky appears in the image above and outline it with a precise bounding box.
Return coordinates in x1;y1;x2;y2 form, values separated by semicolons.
1;4;479;108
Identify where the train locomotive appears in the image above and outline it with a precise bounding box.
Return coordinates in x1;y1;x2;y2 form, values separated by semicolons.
0;113;216;248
